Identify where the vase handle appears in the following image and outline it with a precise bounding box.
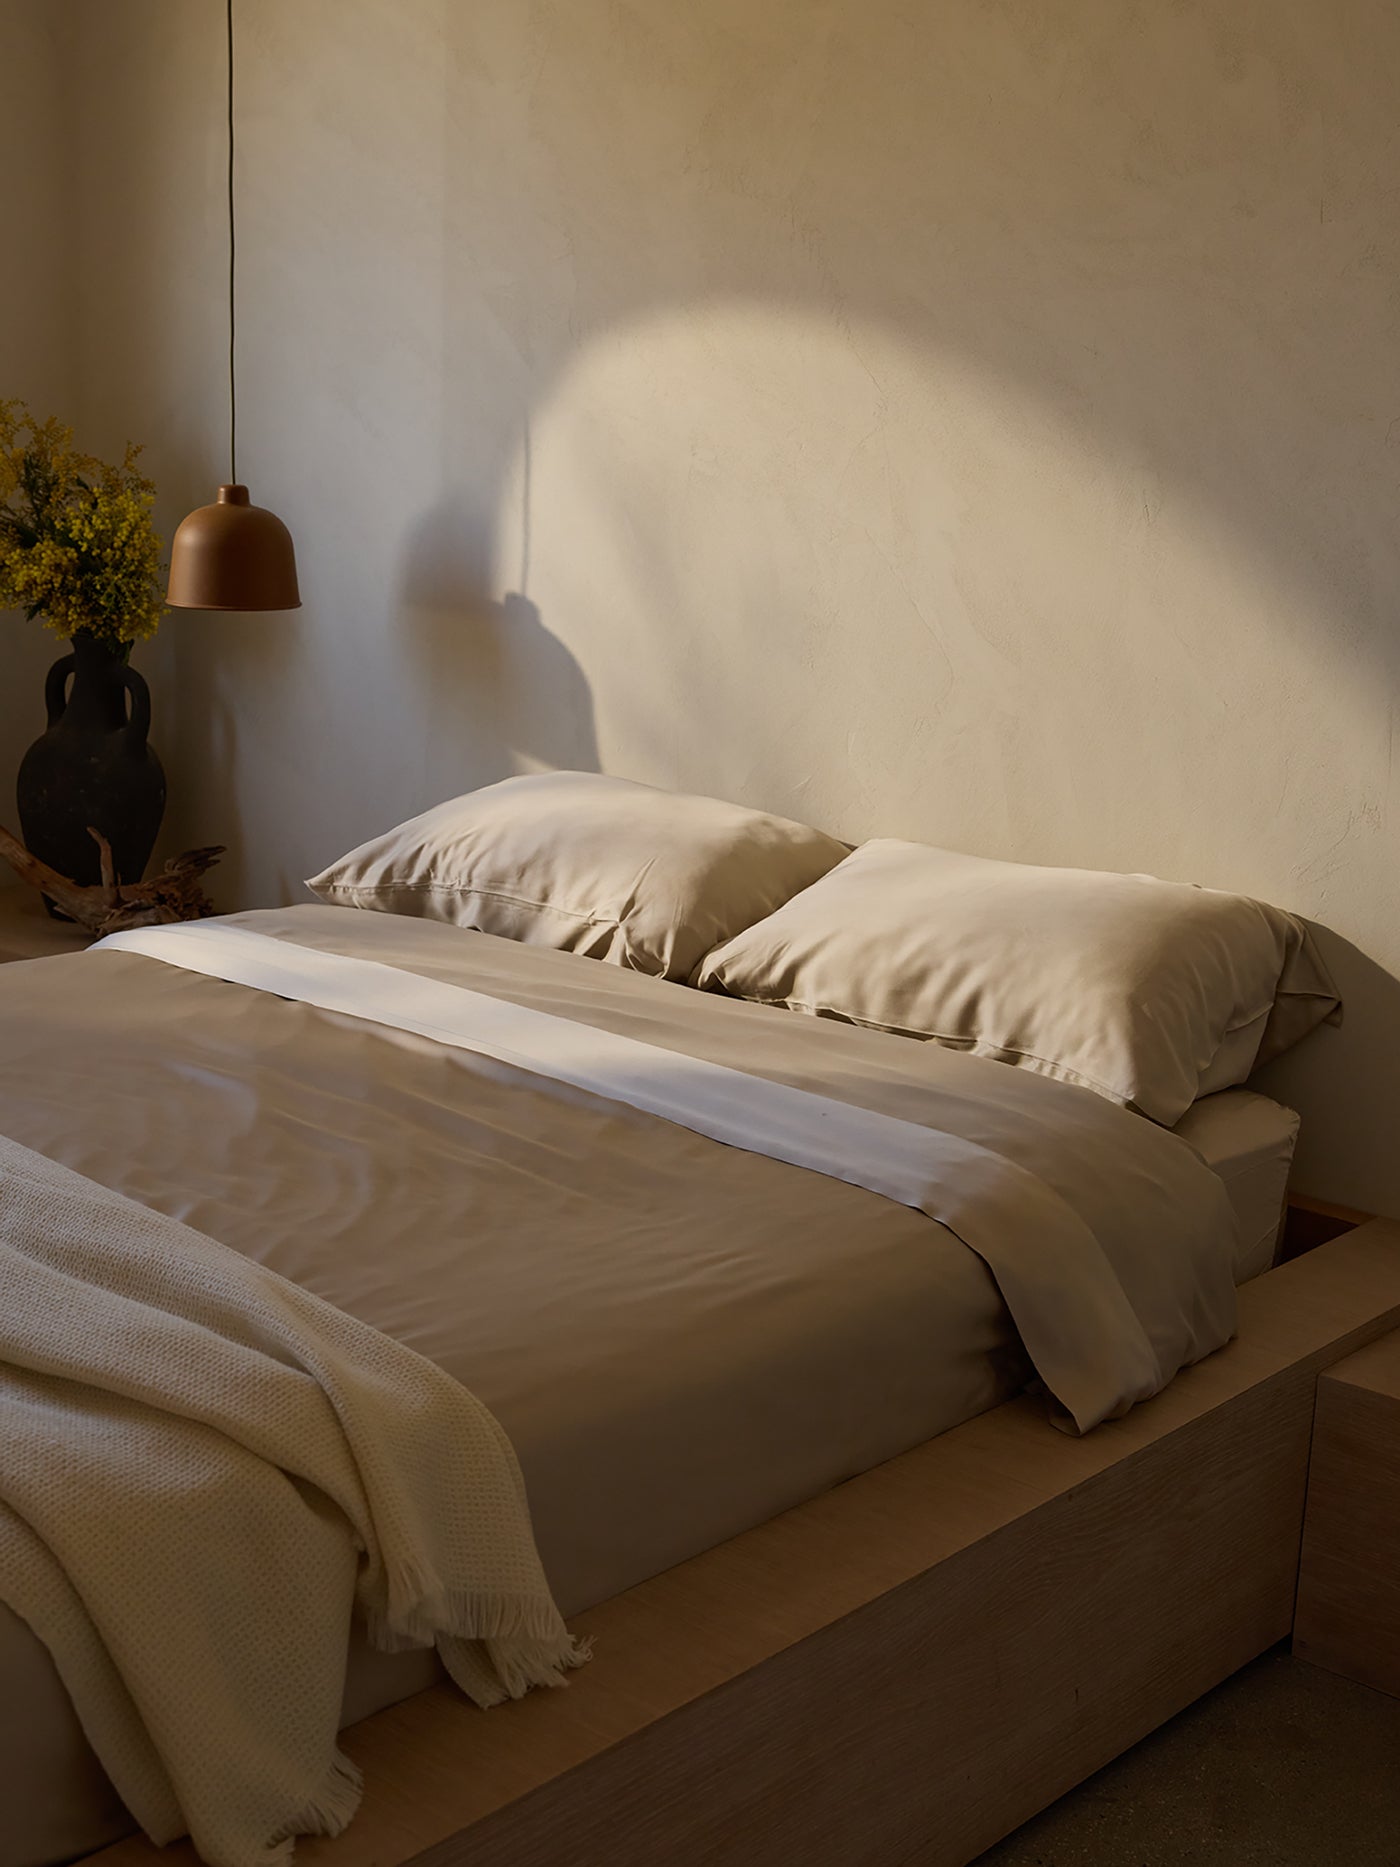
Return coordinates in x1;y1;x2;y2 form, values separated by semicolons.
43;654;77;726
121;664;152;750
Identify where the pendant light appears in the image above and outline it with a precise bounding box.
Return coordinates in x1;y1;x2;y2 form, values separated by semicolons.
167;0;300;611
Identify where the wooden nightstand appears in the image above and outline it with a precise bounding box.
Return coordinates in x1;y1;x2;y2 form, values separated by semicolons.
1294;1323;1400;1696
0;887;94;962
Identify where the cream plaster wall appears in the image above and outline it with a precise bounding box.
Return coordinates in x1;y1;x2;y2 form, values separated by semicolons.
28;1;1400;1206
0;1;77;827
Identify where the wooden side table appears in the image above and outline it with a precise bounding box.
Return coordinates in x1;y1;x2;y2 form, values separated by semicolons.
1294;1327;1400;1696
0;886;94;963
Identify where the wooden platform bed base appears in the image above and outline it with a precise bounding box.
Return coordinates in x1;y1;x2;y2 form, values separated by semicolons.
91;1221;1400;1867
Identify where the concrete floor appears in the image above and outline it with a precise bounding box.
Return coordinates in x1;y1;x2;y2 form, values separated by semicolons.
974;1647;1400;1866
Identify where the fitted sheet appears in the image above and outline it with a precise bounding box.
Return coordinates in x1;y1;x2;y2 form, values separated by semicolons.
0;907;1238;1865
1173;1089;1298;1282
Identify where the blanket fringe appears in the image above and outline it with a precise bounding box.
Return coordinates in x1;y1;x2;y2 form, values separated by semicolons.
361;1568;592;1709
364;1573;581;1655
438;1629;593;1708
263;1749;364;1860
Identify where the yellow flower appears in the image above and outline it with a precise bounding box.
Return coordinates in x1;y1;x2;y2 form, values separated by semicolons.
0;399;166;647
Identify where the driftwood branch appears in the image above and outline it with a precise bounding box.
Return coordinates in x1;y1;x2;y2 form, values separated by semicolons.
0;824;225;935
95;828;119;907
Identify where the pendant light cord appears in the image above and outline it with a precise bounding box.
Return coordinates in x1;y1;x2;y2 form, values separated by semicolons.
227;0;237;487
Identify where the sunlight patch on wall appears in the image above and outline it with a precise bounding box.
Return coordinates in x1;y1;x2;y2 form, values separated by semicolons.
492;300;1385;905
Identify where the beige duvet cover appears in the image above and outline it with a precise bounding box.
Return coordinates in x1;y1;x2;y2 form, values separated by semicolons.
0;907;1237;1865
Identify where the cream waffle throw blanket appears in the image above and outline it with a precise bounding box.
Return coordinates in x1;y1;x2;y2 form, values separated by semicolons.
0;1134;587;1867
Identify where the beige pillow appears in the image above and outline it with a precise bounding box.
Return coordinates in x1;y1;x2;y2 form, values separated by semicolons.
305;771;847;983
694;838;1342;1125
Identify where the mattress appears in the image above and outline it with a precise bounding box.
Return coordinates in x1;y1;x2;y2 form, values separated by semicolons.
1173;1088;1299;1283
0;907;1244;1865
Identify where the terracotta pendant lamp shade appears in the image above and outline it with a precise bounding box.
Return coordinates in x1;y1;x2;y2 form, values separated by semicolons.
167;0;300;612
167;485;299;611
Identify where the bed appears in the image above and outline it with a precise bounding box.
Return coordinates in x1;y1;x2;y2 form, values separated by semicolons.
0;775;1358;1866
0;897;1301;1867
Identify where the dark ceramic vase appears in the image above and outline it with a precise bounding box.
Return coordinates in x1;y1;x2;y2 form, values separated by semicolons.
16;628;166;908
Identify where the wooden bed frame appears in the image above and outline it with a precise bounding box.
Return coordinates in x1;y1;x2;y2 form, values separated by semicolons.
88;1219;1400;1867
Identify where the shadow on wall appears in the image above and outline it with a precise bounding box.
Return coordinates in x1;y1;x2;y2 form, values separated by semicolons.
398;498;599;785
157;610;304;912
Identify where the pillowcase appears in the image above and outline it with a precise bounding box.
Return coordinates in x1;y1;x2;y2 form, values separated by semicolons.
305;771;848;983
693;838;1341;1125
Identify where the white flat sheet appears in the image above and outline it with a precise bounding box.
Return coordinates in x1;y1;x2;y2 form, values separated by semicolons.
98;919;1237;1436
1173;1090;1298;1282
